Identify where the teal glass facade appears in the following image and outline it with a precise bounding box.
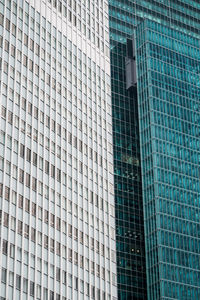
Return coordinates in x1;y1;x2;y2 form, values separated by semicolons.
109;1;147;300
109;0;200;299
136;20;200;299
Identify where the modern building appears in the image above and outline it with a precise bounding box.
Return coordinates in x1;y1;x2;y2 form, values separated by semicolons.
109;0;200;300
0;0;117;300
108;2;148;300
136;16;200;300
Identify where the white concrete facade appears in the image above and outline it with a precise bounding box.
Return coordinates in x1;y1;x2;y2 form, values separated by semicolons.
0;0;117;299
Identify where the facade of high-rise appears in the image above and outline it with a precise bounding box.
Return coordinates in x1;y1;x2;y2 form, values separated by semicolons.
0;0;118;300
109;0;200;300
108;2;147;300
136;19;200;300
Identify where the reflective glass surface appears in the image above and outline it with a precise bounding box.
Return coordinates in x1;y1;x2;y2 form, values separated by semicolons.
109;1;147;300
109;0;200;299
136;19;200;299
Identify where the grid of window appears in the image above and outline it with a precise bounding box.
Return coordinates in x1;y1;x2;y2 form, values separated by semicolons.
136;19;200;299
45;0;110;56
0;0;117;299
108;0;147;300
108;0;200;299
109;0;200;46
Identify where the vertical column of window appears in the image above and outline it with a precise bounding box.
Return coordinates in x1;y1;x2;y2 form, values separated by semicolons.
76;1;81;33
104;1;109;58
72;41;78;300
78;47;86;300
14;3;25;300
95;65;102;298
68;0;72;25
89;54;96;299
100;0;104;52
86;0;90;41
0;2;5;82
102;66;108;297
146;40;161;298
0;2;9;299
136;32;149;298
48;20;55;298
78;50;84;298
7;1;19;299
44;12;51;299
51;23;56;299
97;0;100;49
23;2;33;299
58;20;64;300
68;39;74;296
34;6;44;299
78;47;83;299
28;4;39;300
147;40;161;300
96;67;102;299
62;35;68;297
53;22;61;299
100;67;107;299
66;38;73;300
45;24;52;277
76;48;80;298
76;47;80;299
105;72;114;299
72;41;80;299
8;3;23;298
6;0;18;297
85;51;93;299
21;2;29;297
99;67;106;300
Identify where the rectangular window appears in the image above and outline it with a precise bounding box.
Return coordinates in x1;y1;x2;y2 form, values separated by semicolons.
18;221;23;235
56;242;61;256
56;268;60;282
68;249;72;262
3;212;9;227
10;244;15;258
44;235;48;249
24;224;29;239
9;271;14;287
23;278;28;293
31;228;36;242
30;281;35;296
18;194;23;208
16;275;21;290
74;277;78;290
5;186;10;200
25;173;31;187
56;217;61;231
19;169;24;183
1;268;7;283
2;240;8;255
25;198;30;212
50;291;54;300
32;203;36;216
50;238;54;253
26;148;31;162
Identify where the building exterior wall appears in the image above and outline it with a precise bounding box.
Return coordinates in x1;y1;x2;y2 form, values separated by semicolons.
109;0;200;299
136;19;200;299
0;0;117;299
109;1;147;300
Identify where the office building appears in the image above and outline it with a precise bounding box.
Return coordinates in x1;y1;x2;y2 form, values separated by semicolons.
109;0;200;299
0;0;117;299
108;1;148;300
136;14;200;300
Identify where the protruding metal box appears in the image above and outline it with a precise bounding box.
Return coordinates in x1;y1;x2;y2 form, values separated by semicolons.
125;57;137;90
